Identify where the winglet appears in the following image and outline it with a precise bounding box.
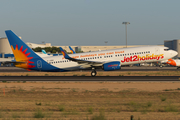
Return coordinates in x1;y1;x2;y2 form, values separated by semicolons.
69;46;76;54
59;47;71;59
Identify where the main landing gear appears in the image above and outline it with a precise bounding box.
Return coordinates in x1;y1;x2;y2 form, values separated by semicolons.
91;68;97;77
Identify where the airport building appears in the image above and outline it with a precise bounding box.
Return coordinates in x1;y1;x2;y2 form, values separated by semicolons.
164;39;180;58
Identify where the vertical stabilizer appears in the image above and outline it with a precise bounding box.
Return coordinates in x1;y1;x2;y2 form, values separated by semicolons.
5;30;40;62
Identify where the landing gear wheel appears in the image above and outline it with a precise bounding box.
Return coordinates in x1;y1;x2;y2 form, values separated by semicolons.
159;65;163;68
91;70;97;77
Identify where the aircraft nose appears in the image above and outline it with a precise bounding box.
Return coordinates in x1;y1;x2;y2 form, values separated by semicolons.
172;50;178;57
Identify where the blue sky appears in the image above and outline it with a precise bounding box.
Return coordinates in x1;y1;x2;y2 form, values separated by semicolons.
0;0;180;46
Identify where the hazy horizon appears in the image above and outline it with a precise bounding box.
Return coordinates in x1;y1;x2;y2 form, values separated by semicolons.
1;0;180;46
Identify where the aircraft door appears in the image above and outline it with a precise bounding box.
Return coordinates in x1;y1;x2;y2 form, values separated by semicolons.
155;48;160;55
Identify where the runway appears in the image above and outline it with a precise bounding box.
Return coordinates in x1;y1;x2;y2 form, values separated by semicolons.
0;76;180;81
0;66;179;72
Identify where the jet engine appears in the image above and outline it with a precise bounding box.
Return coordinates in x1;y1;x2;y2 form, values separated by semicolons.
103;61;121;71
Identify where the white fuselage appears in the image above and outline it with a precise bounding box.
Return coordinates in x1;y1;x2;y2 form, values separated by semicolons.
40;46;177;70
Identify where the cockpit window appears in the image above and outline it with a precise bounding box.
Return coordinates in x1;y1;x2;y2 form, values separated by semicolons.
164;49;169;51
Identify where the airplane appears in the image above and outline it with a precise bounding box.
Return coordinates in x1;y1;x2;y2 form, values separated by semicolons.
41;47;75;55
69;46;76;54
0;49;49;65
35;50;49;57
164;58;180;69
5;30;178;76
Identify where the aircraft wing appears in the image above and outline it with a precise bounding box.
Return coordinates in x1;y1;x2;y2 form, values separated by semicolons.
60;47;103;67
0;58;26;63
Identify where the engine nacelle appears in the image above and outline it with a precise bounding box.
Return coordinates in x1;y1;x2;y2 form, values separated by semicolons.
103;61;121;71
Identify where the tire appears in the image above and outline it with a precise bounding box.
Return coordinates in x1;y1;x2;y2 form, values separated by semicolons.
91;70;97;77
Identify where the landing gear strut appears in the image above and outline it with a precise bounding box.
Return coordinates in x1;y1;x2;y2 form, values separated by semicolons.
91;68;97;77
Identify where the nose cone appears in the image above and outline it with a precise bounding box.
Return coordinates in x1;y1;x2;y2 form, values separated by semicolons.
174;51;178;56
171;50;178;57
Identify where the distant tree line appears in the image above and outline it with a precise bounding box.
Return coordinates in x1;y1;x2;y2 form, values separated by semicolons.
32;47;65;54
32;47;84;54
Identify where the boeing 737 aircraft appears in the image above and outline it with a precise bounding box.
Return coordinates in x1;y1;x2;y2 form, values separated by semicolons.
5;30;178;76
163;59;180;69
